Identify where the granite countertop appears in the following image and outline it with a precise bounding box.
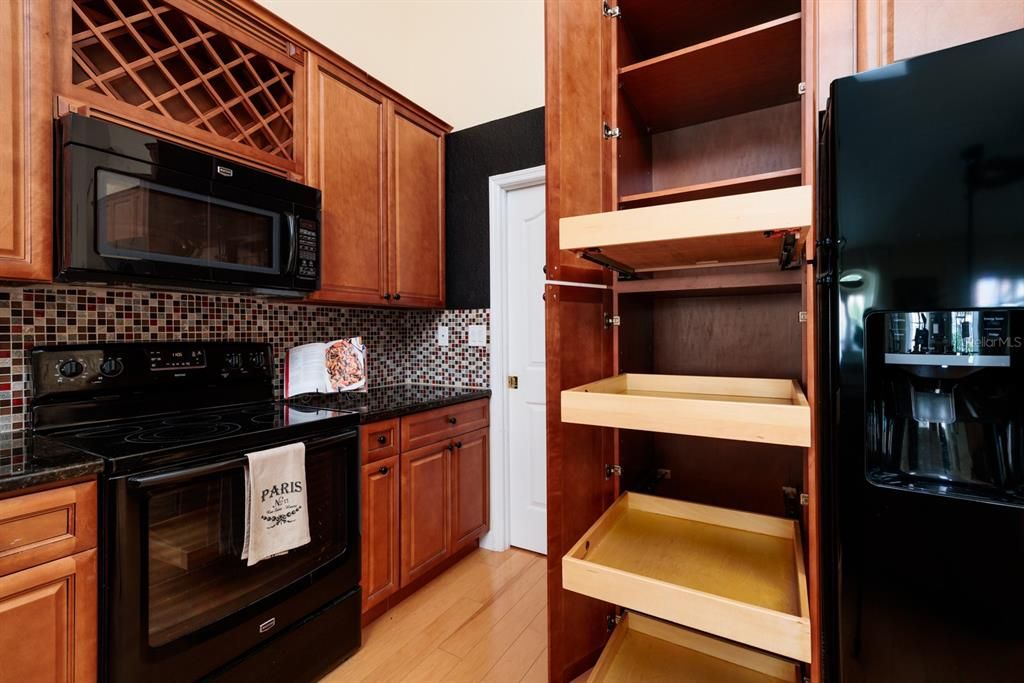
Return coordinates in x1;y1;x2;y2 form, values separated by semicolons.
289;383;491;423
0;431;105;494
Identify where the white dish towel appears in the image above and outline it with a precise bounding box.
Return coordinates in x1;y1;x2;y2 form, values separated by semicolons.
241;442;311;566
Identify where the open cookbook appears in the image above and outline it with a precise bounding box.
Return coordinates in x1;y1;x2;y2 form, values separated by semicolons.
284;337;367;398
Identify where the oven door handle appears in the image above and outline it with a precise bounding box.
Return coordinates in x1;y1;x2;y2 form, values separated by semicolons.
126;430;357;490
127;457;248;490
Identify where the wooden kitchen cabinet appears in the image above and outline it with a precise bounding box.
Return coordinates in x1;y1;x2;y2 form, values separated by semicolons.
307;57;389;306
0;480;99;682
387;103;446;308
360;455;399;613
360;403;490;619
449;427;489;553
0;0;53;282
0;550;98;682
399;441;450;586
817;0;1024;109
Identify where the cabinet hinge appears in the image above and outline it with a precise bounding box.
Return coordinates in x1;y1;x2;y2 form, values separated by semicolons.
605;314;621;328
603;122;621;139
602;0;621;18
605;463;623;479
798;311;808;323
798;81;807;95
782;487;808;518
606;612;623;631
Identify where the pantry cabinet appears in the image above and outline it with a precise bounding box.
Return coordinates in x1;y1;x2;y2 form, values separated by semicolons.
816;0;1024;109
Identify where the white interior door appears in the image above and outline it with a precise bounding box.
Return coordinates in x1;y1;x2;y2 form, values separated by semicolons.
506;181;547;554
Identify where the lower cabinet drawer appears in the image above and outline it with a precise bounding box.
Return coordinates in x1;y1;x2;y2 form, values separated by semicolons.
591;612;799;683
400;399;489;452
361;418;399;464
0;481;98;578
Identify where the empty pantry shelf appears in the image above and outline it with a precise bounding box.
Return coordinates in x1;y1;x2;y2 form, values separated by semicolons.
560;185;812;273
561;373;810;447
589;612;800;682
563;492;811;662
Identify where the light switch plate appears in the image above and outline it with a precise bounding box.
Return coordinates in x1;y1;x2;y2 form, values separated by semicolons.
468;324;486;347
437;325;449;346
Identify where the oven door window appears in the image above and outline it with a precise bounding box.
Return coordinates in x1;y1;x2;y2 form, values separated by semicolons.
144;453;345;647
96;170;281;274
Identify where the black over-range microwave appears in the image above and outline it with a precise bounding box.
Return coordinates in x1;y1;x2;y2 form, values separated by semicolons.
58;114;321;294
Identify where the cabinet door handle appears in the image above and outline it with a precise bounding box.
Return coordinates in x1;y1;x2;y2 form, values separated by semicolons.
445;444;454;452
378;466;389;475
454;441;462;448
376;435;387;444
383;293;391;300
447;416;457;425
393;293;402;301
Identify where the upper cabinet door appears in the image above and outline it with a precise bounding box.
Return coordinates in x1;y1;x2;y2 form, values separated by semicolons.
388;103;445;308
56;0;306;178
308;58;387;306
0;0;52;282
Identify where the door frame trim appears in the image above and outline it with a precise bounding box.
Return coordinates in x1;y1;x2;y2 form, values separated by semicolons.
483;163;546;552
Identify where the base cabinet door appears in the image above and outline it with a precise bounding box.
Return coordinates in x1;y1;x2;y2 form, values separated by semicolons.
0;549;98;682
450;428;489;552
361;455;399;613
400;443;450;585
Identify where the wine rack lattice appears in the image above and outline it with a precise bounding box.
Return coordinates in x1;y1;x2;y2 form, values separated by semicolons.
70;0;296;162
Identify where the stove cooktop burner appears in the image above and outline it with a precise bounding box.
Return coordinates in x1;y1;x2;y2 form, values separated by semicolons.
39;401;357;462
125;422;243;444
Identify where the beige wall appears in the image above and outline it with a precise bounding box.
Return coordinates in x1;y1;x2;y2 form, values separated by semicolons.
258;0;544;131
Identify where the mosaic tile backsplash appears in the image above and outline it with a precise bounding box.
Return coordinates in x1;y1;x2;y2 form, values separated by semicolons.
0;286;490;431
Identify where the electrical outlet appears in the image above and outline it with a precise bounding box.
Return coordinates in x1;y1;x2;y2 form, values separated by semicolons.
436;325;449;346
467;324;486;347
656;468;672;480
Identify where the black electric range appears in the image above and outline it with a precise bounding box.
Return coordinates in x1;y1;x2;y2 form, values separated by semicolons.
31;342;362;683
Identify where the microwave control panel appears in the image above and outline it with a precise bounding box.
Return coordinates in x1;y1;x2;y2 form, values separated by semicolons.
297;219;318;280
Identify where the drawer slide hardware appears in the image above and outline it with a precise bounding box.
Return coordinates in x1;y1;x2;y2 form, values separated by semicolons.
603;122;621;139
605;463;623;479
602;1;621;18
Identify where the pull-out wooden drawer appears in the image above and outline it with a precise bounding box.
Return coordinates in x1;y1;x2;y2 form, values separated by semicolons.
0;482;98;578
400;399;489;451
361;418;400;464
591;612;799;682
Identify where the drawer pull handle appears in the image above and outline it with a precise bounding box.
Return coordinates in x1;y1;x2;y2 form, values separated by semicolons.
376;435;387;444
447;416;457;425
378;466;390;475
454;441;462;448
445;444;454;452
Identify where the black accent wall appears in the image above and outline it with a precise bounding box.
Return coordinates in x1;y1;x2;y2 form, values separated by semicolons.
445;107;544;309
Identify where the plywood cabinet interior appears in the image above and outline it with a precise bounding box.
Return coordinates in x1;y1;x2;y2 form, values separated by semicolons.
0;0;53;282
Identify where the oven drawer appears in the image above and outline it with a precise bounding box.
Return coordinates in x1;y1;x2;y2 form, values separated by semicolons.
0;481;97;578
361;419;399;464
400;399;489;451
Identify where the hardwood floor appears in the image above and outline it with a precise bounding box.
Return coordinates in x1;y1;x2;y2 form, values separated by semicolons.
324;547;548;683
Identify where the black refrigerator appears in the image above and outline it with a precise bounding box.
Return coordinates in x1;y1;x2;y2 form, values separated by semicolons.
818;29;1024;682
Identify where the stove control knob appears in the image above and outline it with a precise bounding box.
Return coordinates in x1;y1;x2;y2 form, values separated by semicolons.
225;353;243;370
247;352;267;368
100;357;124;377
58;359;84;378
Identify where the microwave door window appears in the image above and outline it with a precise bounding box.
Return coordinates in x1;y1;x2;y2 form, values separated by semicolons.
96;170;280;274
207;199;280;274
96;170;212;268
